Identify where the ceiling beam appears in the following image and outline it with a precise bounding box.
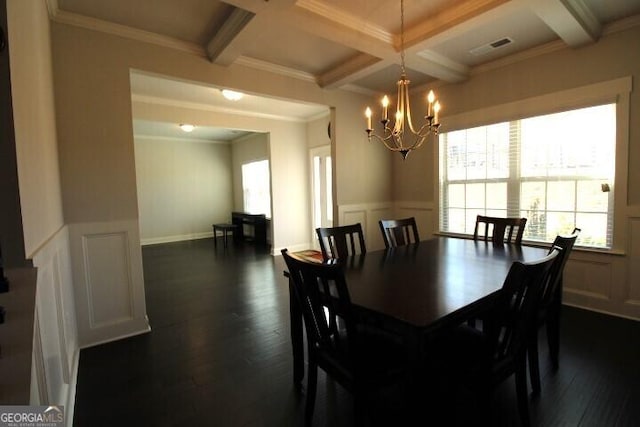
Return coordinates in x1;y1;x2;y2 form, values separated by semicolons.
206;7;255;63
518;0;601;46
207;0;296;66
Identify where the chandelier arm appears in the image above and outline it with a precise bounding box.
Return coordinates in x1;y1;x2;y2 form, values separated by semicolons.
363;0;443;160
369;133;408;152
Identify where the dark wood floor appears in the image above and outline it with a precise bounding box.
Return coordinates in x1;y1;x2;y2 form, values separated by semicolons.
73;238;640;426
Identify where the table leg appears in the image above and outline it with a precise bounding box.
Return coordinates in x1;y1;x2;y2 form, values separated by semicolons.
289;277;304;386
213;226;218;247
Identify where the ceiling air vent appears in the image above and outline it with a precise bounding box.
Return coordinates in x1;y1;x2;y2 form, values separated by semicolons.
469;37;514;56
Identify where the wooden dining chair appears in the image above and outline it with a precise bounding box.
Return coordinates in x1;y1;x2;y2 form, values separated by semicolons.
281;249;408;425
379;217;420;248
528;228;580;395
473;215;527;245
437;248;560;427
316;223;366;260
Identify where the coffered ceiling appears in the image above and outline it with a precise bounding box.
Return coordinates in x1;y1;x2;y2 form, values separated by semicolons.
49;0;640;141
51;0;640;94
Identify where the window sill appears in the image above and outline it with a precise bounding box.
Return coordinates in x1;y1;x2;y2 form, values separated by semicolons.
434;232;626;256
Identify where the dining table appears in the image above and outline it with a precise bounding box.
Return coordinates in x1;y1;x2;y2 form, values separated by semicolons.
285;236;550;385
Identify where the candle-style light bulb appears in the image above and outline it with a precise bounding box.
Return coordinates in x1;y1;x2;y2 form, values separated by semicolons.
365;107;372;130
427;90;435;117
382;95;389;121
433;101;441;124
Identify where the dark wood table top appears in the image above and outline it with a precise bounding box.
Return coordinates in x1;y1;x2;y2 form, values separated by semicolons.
340;237;550;334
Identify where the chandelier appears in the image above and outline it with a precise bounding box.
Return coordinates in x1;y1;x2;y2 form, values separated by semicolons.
365;0;441;160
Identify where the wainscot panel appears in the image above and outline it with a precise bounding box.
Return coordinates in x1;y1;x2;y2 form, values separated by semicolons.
69;220;150;348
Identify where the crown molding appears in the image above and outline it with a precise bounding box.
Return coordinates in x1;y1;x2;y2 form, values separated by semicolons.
602;13;640;36
234;56;318;83
48;8;206;57
131;94;308;123
134;134;230;145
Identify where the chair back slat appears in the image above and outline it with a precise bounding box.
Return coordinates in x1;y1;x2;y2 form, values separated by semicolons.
316;223;366;260
473;215;527;245
539;228;581;309
282;250;355;364
487;248;560;362
379;217;420;248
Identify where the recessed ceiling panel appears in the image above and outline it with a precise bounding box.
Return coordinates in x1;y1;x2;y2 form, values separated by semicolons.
242;23;357;75
319;0;466;33
353;64;436;94
58;0;231;45
427;7;558;67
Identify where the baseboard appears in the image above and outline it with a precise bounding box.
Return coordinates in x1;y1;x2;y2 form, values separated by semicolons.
141;231;214;246
563;302;640;322
79;321;151;350
272;242;313;256
64;349;80;427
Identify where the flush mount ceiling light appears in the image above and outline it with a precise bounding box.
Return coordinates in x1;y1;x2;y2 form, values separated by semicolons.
221;89;244;101
179;124;195;132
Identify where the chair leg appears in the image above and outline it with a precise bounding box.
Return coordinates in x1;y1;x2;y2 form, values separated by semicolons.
546;314;561;369
528;330;541;396
305;358;318;426
515;357;531;427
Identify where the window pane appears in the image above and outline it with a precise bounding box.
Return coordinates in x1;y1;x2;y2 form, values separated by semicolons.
486;183;507;210
546;211;576;241
466;183;485;209
447;208;466;232
576;213;608;248
466;128;487;180
577;180;608;213
466;209;484;234
448;184;465;208
547;181;575;211
486;123;510;179
521;182;546;211
446;131;467;180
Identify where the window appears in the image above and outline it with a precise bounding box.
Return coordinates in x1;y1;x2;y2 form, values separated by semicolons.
242;160;271;217
439;104;616;248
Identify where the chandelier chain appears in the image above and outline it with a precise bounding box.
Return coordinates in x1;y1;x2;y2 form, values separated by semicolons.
400;0;406;75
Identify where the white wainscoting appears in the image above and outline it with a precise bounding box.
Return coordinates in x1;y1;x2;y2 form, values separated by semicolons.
69;220;150;348
555;212;640;321
30;226;79;426
394;201;437;238
337;201;435;251
338;202;393;251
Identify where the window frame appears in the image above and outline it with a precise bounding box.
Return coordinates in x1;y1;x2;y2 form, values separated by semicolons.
434;77;631;253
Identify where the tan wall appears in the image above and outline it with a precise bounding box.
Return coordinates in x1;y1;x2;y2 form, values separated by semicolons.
51;22;392;231
134;137;232;244
7;0;63;256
